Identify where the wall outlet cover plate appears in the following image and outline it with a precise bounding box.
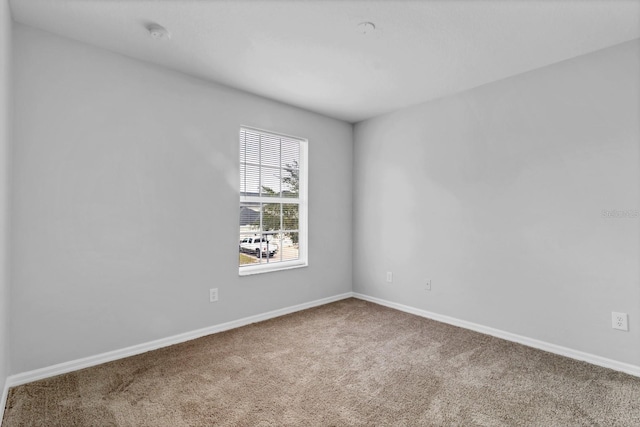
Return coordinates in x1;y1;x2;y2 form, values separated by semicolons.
612;312;628;331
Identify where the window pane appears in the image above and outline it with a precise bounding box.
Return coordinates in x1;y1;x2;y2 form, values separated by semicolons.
239;163;246;194
239;227;261;266
282;203;298;230
282;163;299;197
260;166;280;197
281;138;299;168
281;232;299;262
271;235;283;263
282;138;299;198
260;134;280;168
240;202;260;229
242;164;260;195
261;202;281;232
241;130;260;165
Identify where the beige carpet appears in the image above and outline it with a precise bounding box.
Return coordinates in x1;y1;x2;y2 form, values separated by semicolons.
3;298;640;426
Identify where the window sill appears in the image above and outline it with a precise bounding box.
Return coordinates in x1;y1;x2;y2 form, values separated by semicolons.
239;260;308;276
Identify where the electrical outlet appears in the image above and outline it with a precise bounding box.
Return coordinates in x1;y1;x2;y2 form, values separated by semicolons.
209;288;219;303
612;312;628;331
386;272;393;283
425;280;431;291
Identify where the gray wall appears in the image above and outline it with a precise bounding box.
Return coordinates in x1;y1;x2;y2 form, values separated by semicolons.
11;24;353;374
0;0;11;389
353;40;640;365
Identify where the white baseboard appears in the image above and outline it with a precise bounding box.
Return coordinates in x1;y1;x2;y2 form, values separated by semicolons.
352;292;640;378
1;379;8;421
5;292;354;390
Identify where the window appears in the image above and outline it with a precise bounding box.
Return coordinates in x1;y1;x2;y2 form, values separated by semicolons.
239;127;307;274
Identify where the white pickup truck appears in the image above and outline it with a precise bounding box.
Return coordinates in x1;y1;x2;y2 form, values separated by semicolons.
239;236;278;258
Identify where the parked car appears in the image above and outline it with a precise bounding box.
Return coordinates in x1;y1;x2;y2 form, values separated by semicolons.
239;236;278;258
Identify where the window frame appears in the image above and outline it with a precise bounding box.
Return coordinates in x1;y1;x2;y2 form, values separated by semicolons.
238;126;308;276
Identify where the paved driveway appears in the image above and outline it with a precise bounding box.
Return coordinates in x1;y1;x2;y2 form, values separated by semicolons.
248;245;299;264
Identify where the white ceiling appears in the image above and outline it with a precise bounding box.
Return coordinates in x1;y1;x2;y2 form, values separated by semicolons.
10;0;640;123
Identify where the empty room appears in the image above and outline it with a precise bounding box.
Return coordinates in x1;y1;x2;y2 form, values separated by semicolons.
1;0;640;425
